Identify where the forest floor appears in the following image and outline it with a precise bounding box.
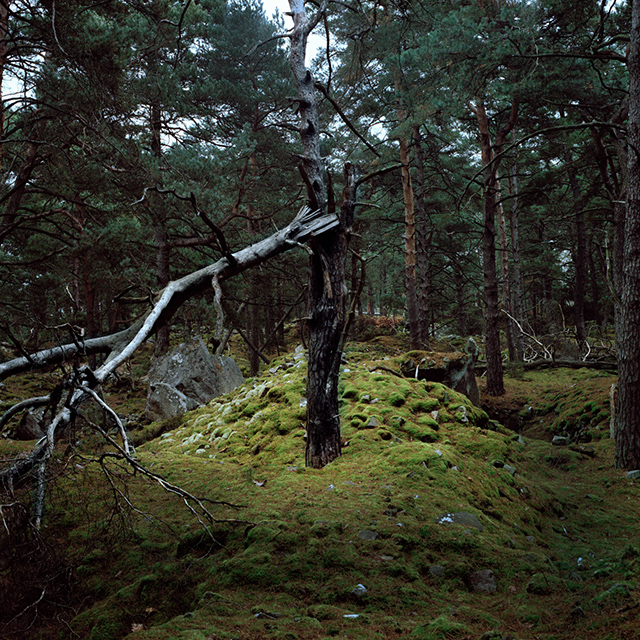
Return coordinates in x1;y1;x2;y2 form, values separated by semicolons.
0;331;638;640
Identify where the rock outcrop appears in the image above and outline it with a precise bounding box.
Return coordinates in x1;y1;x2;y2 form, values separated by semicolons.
145;337;244;421
399;337;480;405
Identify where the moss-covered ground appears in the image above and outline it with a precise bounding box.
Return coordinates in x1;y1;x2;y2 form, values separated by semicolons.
1;338;638;640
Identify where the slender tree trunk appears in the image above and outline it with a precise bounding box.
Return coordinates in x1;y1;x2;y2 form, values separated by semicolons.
247;150;262;376
394;73;420;349
413;124;431;347
454;265;467;336
399;135;420;348
472;98;509;396
496;174;516;361
587;235;602;326
565;150;588;349
508;140;524;361
615;0;640;469
150;100;171;355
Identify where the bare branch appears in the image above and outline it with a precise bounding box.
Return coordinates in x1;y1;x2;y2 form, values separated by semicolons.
0;395;50;433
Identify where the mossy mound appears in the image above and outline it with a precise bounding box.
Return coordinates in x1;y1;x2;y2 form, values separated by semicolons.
144;347;492;468
7;344;640;640
534;370;614;442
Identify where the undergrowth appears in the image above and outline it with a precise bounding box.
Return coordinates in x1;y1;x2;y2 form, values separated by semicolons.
0;341;637;640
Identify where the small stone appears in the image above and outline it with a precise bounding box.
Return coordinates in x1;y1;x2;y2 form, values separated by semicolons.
503;464;517;476
526;535;535;543
358;530;378;541
365;416;380;428
429;564;445;577
343;614;359;619
435;512;484;532
352;583;368;597
625;470;640;480
552;435;570;446
468;569;496;593
361;394;371;403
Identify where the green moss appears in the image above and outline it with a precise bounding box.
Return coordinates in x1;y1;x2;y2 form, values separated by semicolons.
389;392;406;407
401;422;440;443
409;398;439;413
526;573;564;594
342;386;359;399
410;615;469;638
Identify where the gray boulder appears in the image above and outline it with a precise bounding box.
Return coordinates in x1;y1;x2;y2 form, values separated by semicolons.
13;408;46;440
145;338;244;421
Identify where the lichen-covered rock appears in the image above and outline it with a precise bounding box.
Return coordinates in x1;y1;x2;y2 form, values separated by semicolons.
145;337;244;421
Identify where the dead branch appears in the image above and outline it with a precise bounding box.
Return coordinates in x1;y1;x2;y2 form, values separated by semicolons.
0;205;337;383
0;204;338;518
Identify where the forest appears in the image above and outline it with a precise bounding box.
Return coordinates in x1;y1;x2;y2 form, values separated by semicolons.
1;0;640;638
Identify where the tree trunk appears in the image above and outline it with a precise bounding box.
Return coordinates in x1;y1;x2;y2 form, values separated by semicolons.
305;164;356;468
399;135;420;348
472;98;515;396
454;265;467;336
615;0;640;469
587;234;602;326
394;72;420;349
565;150;588;349
507;139;524;361
496;174;516;361
153;219;171;355
413;124;431;347
150;100;171;356
288;0;346;468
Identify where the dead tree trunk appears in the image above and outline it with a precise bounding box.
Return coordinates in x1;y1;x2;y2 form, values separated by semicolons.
288;0;350;468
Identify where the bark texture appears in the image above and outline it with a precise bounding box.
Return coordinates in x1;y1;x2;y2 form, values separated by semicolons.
288;0;347;468
305;166;356;468
615;0;640;469
471;98;518;396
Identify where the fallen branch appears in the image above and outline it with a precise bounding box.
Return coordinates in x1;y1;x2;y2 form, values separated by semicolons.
521;359;617;371
0;204;339;520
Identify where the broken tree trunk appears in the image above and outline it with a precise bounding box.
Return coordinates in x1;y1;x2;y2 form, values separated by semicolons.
0;206;338;495
288;0;352;469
